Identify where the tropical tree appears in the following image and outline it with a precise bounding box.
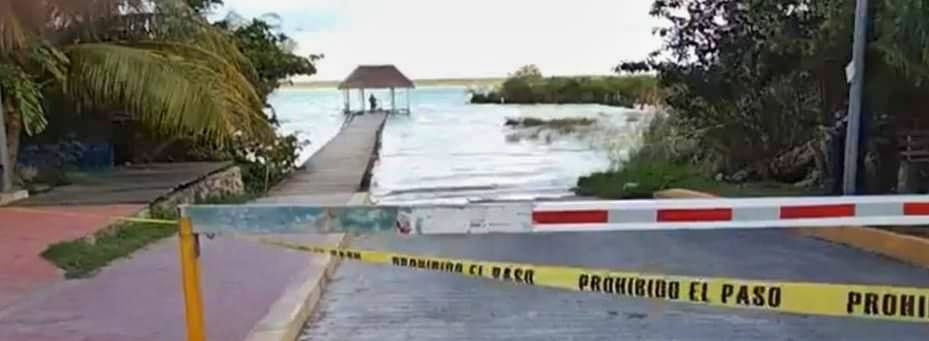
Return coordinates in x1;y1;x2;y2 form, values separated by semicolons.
0;0;273;170
512;64;543;79
622;0;929;192
215;12;321;107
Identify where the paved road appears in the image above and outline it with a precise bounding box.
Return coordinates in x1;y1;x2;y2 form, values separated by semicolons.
301;229;929;340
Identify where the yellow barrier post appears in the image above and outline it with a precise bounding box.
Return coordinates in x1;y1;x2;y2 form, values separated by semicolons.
178;217;206;341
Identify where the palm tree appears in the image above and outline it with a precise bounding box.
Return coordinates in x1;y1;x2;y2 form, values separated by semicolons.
0;0;273;176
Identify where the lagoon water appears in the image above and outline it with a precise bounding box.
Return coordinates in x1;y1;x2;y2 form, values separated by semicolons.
270;86;648;205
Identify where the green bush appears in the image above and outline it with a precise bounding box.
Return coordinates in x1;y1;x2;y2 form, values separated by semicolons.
469;91;502;103
577;113;718;199
155;130;306;195
470;65;658;107
231;133;307;194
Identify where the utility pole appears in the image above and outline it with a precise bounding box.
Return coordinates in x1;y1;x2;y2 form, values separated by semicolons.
842;0;870;195
0;88;11;192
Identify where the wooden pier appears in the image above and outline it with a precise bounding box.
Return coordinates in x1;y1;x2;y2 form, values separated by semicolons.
263;64;412;205
265;113;388;205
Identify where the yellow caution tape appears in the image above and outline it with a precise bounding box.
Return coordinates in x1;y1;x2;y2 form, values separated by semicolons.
259;239;929;323
113;216;178;225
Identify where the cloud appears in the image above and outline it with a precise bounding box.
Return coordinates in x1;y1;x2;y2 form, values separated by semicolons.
218;0;662;80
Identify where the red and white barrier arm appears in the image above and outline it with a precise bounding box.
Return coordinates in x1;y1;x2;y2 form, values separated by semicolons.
532;195;929;232
184;195;929;235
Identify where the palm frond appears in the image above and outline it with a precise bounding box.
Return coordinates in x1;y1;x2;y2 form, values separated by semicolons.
65;43;271;143
24;41;69;84
129;41;272;136
0;62;48;135
132;41;261;101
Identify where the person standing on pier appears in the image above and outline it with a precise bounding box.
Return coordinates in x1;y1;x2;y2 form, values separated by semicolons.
369;94;378;112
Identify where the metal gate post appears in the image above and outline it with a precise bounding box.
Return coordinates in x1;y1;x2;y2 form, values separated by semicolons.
178;217;206;341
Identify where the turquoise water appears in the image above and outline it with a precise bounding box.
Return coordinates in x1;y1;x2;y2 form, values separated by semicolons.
270;87;647;204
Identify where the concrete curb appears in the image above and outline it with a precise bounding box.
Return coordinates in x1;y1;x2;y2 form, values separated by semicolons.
654;188;929;269
0;190;28;206
653;188;717;199
244;192;369;341
796;226;929;268
244;234;349;341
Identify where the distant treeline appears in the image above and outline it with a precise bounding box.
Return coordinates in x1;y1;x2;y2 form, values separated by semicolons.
469;65;660;108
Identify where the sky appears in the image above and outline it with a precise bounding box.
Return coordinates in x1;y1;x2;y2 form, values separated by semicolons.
214;0;663;81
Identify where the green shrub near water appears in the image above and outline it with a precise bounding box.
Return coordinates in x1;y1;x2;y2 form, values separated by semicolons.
575;148;813;199
184;132;305;194
231;133;307;194
576;111;703;199
575;111;819;199
470;65;659;107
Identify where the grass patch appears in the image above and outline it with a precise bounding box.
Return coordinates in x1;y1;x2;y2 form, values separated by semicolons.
576;155;819;199
40;191;258;279
576;158;700;199
41;221;176;279
578;110;821;200
505;117;596;133
576;165;816;199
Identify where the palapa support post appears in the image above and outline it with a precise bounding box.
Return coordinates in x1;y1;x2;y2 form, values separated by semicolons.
343;89;351;114
360;88;366;113
390;87;396;114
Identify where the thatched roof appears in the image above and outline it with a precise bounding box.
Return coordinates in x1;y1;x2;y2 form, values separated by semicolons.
338;65;415;89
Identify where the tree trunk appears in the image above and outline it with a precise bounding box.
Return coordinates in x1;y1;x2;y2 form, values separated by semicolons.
871;138;900;194
730;137;823;185
899;161;929;193
762;141;818;183
3;108;21;178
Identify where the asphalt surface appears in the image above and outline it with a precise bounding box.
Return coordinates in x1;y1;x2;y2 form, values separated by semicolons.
300;229;929;340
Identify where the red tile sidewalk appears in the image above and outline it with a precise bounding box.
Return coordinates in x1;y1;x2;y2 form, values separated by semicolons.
0;205;145;309
0;234;338;341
